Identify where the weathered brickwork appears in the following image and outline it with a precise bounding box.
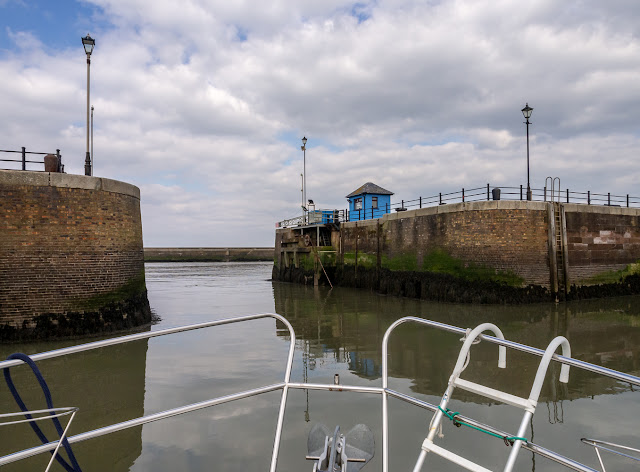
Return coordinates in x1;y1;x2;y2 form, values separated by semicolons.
273;202;640;302
564;204;640;283
342;202;551;287
0;170;150;336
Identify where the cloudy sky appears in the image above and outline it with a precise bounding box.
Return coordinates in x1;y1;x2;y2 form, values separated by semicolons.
1;0;639;247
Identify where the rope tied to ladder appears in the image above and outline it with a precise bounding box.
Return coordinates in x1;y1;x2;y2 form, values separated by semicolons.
437;406;528;447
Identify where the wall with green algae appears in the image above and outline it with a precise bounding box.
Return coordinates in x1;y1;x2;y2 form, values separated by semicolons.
273;201;640;303
0;274;152;342
0;170;151;339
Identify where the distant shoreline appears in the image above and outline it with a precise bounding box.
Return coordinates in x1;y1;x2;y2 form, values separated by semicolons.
144;247;274;262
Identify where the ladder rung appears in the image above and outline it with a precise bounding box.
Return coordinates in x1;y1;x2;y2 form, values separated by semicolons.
453;378;534;411
422;441;493;472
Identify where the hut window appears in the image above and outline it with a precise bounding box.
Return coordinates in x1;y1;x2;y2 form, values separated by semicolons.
372;197;378;209
354;198;362;210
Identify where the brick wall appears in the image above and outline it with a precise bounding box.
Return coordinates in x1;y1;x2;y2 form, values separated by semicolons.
342;201;552;287
0;170;148;331
564;204;640;283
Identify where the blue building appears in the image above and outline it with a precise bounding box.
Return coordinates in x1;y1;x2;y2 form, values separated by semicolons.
346;182;394;221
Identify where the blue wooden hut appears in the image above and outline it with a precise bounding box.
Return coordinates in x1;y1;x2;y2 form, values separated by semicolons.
346;182;394;221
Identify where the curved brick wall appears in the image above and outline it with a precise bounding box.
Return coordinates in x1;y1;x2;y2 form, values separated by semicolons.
0;170;151;339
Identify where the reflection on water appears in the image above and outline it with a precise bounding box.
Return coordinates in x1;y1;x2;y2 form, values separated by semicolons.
1;261;639;471
0;339;148;471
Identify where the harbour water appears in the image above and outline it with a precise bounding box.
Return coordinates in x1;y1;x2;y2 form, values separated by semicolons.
1;261;639;471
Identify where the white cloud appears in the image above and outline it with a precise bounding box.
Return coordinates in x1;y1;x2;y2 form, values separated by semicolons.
1;0;640;246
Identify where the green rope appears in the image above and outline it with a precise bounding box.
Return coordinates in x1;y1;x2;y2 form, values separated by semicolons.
437;407;528;446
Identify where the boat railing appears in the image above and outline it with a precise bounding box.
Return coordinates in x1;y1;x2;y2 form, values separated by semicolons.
580;438;640;471
1;314;639;472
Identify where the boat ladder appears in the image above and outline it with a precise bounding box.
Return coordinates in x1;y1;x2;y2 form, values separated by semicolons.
413;323;571;472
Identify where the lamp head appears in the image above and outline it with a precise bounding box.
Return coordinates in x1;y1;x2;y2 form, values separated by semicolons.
521;103;533;120
82;34;95;55
301;136;307;146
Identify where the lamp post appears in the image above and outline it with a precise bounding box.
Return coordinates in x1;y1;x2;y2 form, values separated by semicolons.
90;105;94;176
82;34;95;176
301;136;307;223
521;103;533;201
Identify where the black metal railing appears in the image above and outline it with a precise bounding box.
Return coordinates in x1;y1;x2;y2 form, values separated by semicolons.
0;147;64;172
277;183;639;227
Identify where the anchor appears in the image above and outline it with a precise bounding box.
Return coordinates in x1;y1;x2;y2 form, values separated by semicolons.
306;424;375;472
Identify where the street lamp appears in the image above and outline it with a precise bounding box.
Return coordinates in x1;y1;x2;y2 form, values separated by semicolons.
82;34;95;176
301;136;307;223
521;103;533;201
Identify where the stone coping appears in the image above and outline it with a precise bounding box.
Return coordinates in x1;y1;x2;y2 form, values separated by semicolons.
0;170;140;199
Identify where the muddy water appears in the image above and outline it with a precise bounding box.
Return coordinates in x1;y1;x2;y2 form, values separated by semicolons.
1;261;639;471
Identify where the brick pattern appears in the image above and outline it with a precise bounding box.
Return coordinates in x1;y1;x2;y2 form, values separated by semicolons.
0;183;144;327
342;207;551;287
565;211;640;282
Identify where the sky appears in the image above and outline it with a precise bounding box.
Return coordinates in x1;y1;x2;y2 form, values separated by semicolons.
1;0;639;247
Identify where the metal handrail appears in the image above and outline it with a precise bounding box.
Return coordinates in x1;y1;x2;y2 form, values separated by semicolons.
0;148;63;172
0;314;297;472
277;183;639;227
0;407;79;472
581;438;640;471
2;314;639;472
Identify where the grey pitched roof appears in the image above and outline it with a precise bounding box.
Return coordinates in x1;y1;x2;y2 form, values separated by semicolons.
346;182;394;198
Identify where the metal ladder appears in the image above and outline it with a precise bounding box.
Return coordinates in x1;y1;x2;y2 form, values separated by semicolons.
413;323;571;472
554;203;567;295
319;231;331;247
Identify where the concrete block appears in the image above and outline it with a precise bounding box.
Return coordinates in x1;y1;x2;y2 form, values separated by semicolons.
49;173;102;191
101;177;140;199
0;170;49;187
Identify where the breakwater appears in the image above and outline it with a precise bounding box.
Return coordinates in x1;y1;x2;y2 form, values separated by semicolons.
0;170;151;340
144;247;274;262
273;201;640;303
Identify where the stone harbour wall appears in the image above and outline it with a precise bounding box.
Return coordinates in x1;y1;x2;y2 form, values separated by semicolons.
564;204;640;284
273;200;640;303
0;170;151;340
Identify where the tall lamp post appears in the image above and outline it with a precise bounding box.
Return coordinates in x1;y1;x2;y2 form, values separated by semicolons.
521;103;533;201
90;105;94;176
301;136;307;223
82;34;95;176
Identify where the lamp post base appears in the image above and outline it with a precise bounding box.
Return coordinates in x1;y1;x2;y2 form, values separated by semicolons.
85;151;92;176
526;187;532;201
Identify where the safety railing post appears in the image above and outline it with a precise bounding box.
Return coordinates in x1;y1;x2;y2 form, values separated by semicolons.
439;192;442;205
487;183;490;201
608;192;611;206
520;185;523;200
588;191;590;205
462;188;465;202
544;186;547;202
419;196;422;208
21;147;26;171
566;189;569;203
56;149;62;172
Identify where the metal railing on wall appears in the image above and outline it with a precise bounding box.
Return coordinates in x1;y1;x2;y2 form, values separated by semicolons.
276;183;639;228
0;147;64;172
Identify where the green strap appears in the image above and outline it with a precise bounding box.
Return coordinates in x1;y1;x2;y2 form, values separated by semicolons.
437;407;528;445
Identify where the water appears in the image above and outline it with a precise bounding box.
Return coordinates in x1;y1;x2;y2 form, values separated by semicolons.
1;261;640;471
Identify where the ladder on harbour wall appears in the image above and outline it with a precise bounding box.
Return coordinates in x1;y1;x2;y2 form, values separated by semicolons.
551;203;569;297
319;231;331;247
